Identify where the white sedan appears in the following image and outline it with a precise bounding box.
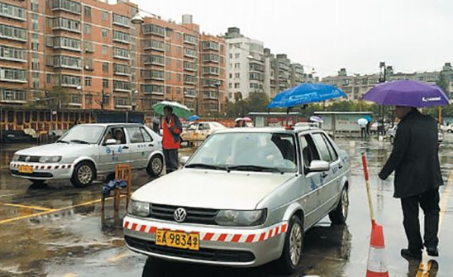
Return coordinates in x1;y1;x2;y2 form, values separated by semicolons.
10;123;164;187
180;122;226;143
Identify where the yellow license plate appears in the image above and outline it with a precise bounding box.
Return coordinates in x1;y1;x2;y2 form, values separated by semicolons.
18;165;33;174
155;230;200;251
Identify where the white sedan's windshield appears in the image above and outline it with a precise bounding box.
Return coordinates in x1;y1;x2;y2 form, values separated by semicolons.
187;132;297;172
58;125;105;144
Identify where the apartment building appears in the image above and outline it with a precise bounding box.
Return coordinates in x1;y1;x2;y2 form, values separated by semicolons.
0;0;227;130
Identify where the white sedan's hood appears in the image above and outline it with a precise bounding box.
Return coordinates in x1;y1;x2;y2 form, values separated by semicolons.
15;143;94;157
133;169;295;210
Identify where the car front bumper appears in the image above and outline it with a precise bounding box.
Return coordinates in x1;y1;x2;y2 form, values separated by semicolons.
123;216;288;267
9;162;74;180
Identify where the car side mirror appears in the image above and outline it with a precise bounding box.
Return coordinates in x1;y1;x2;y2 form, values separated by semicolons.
105;139;117;145
180;156;190;166
308;160;330;172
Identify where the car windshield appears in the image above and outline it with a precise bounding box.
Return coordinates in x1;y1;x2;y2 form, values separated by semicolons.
58;125;105;144
187;132;297;173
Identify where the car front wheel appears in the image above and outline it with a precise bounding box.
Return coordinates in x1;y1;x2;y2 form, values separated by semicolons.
71;162;95;188
329;188;349;224
277;215;304;274
147;155;163;177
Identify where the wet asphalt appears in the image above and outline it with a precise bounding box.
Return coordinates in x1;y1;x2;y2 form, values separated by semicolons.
0;136;453;277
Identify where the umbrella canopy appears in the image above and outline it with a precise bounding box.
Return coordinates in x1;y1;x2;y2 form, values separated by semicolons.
152;101;193;119
235;117;243;122
188;115;200;121
309;116;323;123
364;115;373;122
242;117;252;122
358;118;368;126
362;80;449;107
268;83;347;108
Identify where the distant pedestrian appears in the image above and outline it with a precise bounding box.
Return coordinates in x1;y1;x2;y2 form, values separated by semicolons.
235;118;245;127
379;106;443;260
162;106;182;174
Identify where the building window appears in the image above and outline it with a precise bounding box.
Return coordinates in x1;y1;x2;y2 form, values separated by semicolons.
102;11;108;21
166;72;171;80
51;17;81;33
234;83;240;88
49;36;81;51
84;6;91;18
0;67;27;82
176;87;181;94
47;74;52;84
113;31;130;44
235;53;240;58
113;80;131;92
113;63;131;76
0;45;26;62
51;0;81;14
113;14;130;28
177;74;181;82
31;14;39;31
141;70;164;80
143;24;165;36
69;94;81;104
113;47;130;60
183;34;197;45
84;24;91;34
85;76;91;86
202;41;220;51
102;28;108;38
234;63;240;68
0;2;26;21
102;62;109;73
86;94;92;105
235;73;240;78
0;24;27;42
102;78;108;88
58;74;81;87
1;89;26;103
166;86;171;94
102;45;108;55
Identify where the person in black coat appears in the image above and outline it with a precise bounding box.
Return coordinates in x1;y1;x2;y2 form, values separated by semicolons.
379;107;443;260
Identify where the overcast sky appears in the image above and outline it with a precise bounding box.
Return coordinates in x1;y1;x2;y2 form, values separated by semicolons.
132;0;452;78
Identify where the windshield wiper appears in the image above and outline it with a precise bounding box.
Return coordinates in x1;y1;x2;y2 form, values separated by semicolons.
70;139;90;144
227;165;283;173
56;140;69;144
185;163;229;171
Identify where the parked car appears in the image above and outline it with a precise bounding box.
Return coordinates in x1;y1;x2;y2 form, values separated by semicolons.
388;124;443;144
442;123;453;133
1;130;36;143
124;126;351;273
180;122;226;143
9;123;164;187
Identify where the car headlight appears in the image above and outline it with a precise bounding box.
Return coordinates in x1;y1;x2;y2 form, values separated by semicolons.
39;156;62;163
128;200;150;217
12;154;20;161
215;209;267;226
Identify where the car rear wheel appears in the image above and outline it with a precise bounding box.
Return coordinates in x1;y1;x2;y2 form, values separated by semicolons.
147;155;163;177
71;162;95;188
329;188;349;224
448;129;453;133
277;215;304;274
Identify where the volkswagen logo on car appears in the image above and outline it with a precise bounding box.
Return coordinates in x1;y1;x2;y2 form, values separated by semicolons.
174;207;187;223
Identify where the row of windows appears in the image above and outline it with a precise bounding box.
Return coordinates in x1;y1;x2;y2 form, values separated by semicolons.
113;14;130;28
142;54;164;65
113;80;131;92
0;2;26;20
113;31;130;44
58;74;81;87
184;89;197;97
183;48;198;58
46;55;82;69
143;24;165;36
0;24;27;42
141;84;164;94
142;40;165;51
1;88;26;102
141;70;164;80
201;41;219;51
184;75;197;84
202;90;218;99
0;45;26;62
49;17;81;33
202;54;220;63
202;66;219;75
202;79;220;87
183;61;198;71
113;63;131;76
183;34;198;45
47;36;81;51
51;0;81;14
0;67;27;82
113;47;131;60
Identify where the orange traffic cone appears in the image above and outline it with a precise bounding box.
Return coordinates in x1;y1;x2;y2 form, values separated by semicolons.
362;153;389;277
366;220;389;276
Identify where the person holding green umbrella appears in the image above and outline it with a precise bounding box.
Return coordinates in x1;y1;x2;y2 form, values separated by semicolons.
162;105;182;174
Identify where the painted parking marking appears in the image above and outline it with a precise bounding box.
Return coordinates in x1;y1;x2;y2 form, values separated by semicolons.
0;196;124;226
0;203;55;212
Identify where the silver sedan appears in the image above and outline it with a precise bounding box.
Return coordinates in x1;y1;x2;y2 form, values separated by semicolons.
124;126;351;273
9;123;164;187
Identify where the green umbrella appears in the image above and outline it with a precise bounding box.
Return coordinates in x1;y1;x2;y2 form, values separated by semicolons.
152;101;193;119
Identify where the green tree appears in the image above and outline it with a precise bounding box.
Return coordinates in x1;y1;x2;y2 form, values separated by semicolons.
45;86;69;110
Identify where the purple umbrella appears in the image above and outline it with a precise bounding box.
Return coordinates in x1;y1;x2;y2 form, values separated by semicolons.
362;80;449;107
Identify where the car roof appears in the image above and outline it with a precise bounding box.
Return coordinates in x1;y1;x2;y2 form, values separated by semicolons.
76;123;144;128
214;126;321;134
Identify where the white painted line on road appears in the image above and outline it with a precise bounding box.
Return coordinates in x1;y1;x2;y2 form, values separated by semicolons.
0;194;15;198
439;167;453;227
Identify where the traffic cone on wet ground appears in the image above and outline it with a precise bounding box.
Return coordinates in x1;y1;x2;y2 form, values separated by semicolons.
362;153;389;277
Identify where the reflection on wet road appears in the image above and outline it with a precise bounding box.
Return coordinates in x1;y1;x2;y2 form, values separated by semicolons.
1;136;453;276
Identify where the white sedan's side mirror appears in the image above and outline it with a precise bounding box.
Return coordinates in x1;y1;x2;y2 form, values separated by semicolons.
309;160;330;172
105;139;117;145
180;156;190;166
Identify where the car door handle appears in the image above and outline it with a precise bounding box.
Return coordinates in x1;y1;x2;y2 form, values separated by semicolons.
321;172;328;178
148;143;154;147
338;164;343;169
122;146;129;149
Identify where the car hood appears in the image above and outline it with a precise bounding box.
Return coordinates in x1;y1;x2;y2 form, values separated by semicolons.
133;169;295;210
15;143;94;157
